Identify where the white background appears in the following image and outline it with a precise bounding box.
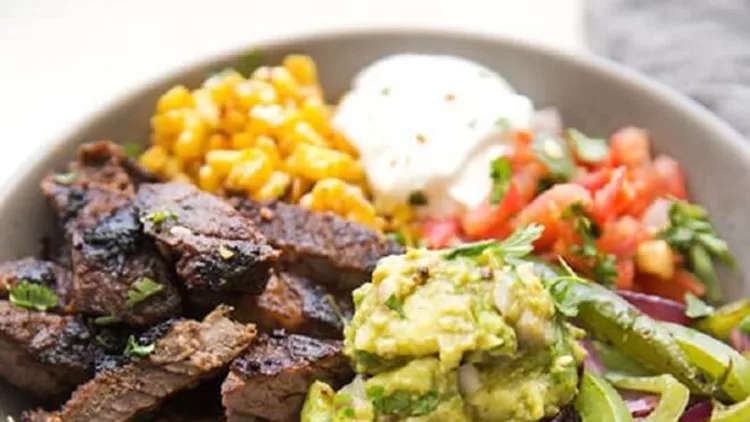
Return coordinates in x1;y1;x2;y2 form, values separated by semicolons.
0;0;583;185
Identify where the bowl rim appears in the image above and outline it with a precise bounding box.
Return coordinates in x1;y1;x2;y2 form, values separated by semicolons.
3;25;748;205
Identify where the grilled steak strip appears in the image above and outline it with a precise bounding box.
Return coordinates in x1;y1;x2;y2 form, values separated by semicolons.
136;183;278;294
41;141;181;325
0;258;73;311
231;199;403;292
0;301;94;398
222;332;352;422
51;306;255;422
235;270;352;339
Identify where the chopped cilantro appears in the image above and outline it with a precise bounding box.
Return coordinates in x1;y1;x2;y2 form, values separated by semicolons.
141;209;178;226
93;314;121;326
739;315;750;335
684;293;715;318
532;134;576;181
566;128;609;164
445;224;543;263
387;231;406;246
408;190;428;206
564;203;618;286
122;143;143;159
237;49;264;76
384;294;406;318
9;281;58;311
368;386;440;417
53;172;78;185
489;157;513;205
125;277;164;308
660;199;734;302
124;335;154;357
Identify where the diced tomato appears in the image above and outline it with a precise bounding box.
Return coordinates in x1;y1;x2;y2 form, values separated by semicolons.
596;216;650;257
421;217;461;249
514;184;592;249
621;166;662;217
636;269;706;303
462;181;524;240
610;127;651;168
591;167;635;225
573;168;612;192
615;258;636;290
653;155;688;200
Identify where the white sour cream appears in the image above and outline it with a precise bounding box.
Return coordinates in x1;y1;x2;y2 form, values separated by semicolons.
333;54;534;216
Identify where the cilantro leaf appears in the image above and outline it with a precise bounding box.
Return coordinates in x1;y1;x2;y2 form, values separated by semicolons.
684;293;715;318
444;224;543;262
122;143;143;159
237;49;264;76
124;335;154;357
489;157;513;204
444;240;498;260
563;203;618;287
660;199;733;302
387;231;406;246
384;294;406;319
739;315;750;335
566;128;609;164
532;134;576;181
368;386;440;417
9;281;59;311
141;209;178;226
125;277;164;308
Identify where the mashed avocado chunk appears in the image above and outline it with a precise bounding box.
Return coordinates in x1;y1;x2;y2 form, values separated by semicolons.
304;227;583;422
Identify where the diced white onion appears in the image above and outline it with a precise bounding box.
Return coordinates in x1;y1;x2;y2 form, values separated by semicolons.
531;107;563;135
458;363;482;396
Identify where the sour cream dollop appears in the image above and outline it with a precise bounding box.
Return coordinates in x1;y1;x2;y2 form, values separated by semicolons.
333;54;534;216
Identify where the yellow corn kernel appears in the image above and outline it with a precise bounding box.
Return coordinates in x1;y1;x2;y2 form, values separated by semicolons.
300;179;380;230
292;121;329;148
172;172;193;184
157;85;194;113
193;88;220;127
301;97;332;136
173;130;205;160
248;104;285;135
287;144;362;182
270;67;301;101
207;133;231;151
162;157;183;179
231;132;255;149
251;66;272;82
139;145;169;173
254;171;291;201
224;150;273;193
220;108;247;133
206;149;245;176
283;55;317;86
286;177;311;204
198;164;223;193
329;129;360;158
150;111;184;149
204;69;244;103
254;136;281;167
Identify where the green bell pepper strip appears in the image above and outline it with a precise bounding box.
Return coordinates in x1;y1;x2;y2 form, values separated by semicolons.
710;395;750;422
575;370;633;422
694;299;750;341
663;322;750;403
607;374;690;422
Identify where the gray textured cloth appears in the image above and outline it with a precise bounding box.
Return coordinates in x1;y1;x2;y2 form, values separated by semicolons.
586;0;750;138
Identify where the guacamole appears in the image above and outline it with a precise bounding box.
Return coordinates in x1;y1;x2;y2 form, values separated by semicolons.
303;239;583;422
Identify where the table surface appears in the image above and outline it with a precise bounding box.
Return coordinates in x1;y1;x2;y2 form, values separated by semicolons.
0;0;583;187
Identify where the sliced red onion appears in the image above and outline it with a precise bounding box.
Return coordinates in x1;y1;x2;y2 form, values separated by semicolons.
679;400;712;422
531;108;563;135
641;198;671;231
729;328;750;353
580;339;605;375
617;290;691;325
458;363;482;396
620;390;658;417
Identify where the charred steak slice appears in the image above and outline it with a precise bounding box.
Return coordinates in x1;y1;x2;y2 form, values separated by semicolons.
53;306;255;422
231;199;403;292
222;332;352;422
235;270;351;339
0;258;73;311
0;301;94;398
41;141;181;325
136;183;278;294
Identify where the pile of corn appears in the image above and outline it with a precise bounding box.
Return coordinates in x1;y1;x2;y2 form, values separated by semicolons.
139;55;390;230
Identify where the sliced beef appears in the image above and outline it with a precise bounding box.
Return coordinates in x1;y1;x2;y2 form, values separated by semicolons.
135;183;278;294
222;332;352;422
0;258;73;310
234;270;351;339
231;199;403;292
51;306;255;422
0;301;95;398
41;141;181;325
